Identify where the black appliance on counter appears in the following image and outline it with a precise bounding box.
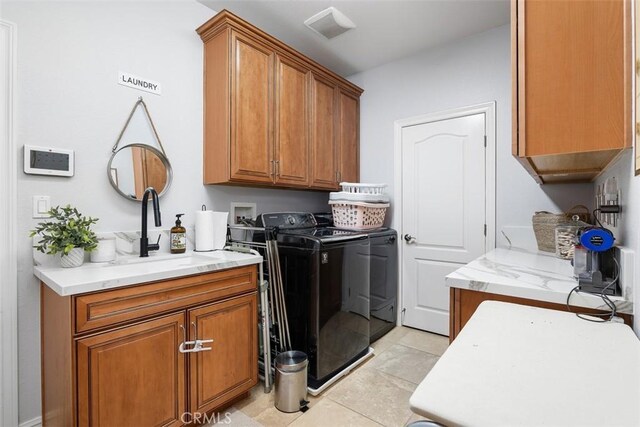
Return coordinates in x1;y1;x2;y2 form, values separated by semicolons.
255;213;371;391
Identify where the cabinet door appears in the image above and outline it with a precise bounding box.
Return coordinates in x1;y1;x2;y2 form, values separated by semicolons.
76;313;186;427
512;0;631;183
230;31;274;183
274;55;310;187
337;90;359;184
309;73;339;190
518;0;628;156
188;293;258;415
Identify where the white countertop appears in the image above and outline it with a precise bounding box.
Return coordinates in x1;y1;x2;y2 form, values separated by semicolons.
34;250;262;296
446;247;633;315
410;301;640;426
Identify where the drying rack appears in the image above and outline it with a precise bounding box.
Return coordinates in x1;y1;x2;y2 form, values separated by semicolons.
225;224;291;393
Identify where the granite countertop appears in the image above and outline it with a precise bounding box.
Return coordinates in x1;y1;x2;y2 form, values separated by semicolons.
34;250;262;297
446;247;634;315
410;301;640;426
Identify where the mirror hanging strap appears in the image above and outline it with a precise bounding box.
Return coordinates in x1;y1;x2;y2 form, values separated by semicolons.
112;97;168;156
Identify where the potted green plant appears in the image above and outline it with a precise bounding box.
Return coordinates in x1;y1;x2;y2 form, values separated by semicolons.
30;205;99;268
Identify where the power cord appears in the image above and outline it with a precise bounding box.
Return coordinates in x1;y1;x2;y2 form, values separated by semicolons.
592;208;605;228
566;256;620;322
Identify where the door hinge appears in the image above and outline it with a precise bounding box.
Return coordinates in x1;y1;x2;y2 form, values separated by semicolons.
484;135;487;148
484;224;487;236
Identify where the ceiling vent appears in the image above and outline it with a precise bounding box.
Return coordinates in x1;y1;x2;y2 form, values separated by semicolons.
304;7;356;39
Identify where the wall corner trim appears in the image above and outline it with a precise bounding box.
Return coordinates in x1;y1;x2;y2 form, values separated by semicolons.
0;18;19;427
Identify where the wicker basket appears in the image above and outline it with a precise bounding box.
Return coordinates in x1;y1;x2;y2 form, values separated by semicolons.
532;205;592;252
330;201;389;230
533;212;566;252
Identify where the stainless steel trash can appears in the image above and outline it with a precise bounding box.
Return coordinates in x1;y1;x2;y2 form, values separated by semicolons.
275;351;308;413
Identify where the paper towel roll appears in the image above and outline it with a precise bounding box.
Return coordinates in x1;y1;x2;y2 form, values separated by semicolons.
195;210;215;251
211;212;229;250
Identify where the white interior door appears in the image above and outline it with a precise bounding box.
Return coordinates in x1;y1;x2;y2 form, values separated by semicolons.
401;112;487;335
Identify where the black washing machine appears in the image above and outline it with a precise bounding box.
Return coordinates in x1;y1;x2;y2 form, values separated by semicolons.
256;213;371;391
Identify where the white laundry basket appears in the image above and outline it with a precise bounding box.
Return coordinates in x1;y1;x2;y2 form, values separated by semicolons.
339;182;387;195
329;200;389;230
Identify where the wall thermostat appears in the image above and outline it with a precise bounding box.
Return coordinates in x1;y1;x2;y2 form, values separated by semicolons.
24;145;74;177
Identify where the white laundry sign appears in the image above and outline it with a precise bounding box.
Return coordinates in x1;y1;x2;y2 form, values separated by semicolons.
118;72;162;95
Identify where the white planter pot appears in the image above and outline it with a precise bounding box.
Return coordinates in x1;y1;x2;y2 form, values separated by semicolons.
60;247;85;268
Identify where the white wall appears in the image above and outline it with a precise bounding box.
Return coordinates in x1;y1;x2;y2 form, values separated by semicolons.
3;1;328;423
594;151;640;335
348;24;594;244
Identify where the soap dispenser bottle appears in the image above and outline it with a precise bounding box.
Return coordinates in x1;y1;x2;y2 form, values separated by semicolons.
170;214;186;254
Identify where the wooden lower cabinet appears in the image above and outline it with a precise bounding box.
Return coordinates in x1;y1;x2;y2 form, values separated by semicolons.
188;294;257;415
77;313;187;427
449;287;634;342
41;266;258;427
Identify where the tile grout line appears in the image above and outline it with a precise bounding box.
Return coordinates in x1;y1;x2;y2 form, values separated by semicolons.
393;341;446;358
324;395;387;426
366;363;424;387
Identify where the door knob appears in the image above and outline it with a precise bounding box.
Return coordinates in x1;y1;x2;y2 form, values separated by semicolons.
404;234;416;244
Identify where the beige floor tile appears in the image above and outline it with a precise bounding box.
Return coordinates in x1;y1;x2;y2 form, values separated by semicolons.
371;326;410;353
206;408;264;427
367;344;439;385
235;386;275;418
326;367;416;427
289;398;382;427
253;405;304;427
398;329;449;356
237;383;325;425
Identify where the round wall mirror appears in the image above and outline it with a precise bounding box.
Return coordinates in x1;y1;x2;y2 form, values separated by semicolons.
107;143;173;201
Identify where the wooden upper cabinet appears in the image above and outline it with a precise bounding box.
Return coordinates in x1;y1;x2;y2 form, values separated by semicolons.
275;55;310;187
188;293;258;415
337;90;360;184
513;0;632;184
310;74;339;190
230;31;274;183
76;313;187;427
197;10;362;190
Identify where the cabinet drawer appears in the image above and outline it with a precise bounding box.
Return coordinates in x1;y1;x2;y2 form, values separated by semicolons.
74;265;257;334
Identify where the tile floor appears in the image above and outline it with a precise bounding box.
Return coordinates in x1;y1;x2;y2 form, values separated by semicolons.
218;326;448;427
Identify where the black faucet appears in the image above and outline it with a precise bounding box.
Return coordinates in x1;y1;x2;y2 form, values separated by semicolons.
140;187;162;257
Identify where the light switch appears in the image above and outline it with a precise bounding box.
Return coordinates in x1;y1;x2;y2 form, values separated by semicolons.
33;196;51;218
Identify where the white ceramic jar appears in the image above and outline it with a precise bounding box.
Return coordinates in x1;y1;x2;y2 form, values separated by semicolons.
90;237;117;263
